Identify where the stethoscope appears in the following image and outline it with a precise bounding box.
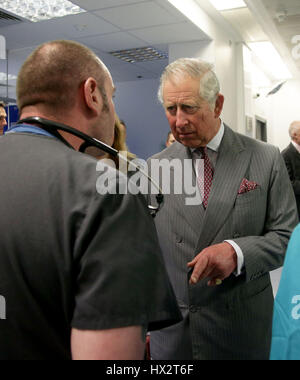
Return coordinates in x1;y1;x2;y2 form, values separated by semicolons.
16;117;164;217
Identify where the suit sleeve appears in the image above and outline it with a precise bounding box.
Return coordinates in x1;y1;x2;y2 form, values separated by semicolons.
233;148;298;283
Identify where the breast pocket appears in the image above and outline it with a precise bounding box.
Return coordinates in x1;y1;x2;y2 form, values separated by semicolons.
233;187;266;235
235;187;261;206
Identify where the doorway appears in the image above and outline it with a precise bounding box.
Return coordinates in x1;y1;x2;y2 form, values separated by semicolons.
255;116;267;142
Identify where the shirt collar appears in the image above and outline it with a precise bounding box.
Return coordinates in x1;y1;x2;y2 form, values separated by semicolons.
291;140;300;153
6;123;56;138
207;121;224;152
191;120;224;154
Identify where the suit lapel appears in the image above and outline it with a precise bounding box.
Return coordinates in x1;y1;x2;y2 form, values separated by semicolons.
168;143;206;237
195;126;252;253
289;143;300;159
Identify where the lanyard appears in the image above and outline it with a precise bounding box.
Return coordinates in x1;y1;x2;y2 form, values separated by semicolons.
6;124;56;139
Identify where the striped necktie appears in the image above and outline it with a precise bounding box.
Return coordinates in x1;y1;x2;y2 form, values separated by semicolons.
198;147;214;208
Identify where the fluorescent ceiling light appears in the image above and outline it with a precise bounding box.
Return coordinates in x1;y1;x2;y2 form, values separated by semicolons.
0;0;86;23
209;0;247;11
248;42;292;80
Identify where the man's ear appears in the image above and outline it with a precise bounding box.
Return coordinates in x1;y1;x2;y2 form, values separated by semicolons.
83;77;102;115
214;94;224;118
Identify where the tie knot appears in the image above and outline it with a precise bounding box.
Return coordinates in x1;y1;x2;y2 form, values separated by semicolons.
198;146;208;158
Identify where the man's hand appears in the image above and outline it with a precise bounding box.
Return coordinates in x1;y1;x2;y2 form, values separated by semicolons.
187;242;237;286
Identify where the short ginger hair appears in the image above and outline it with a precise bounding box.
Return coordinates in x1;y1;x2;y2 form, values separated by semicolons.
17;40;108;114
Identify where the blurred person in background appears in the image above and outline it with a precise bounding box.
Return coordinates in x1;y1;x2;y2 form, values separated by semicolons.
0;101;7;135
166;131;175;148
90;114;136;169
111;115;136;169
282;121;300;220
119;119;127;139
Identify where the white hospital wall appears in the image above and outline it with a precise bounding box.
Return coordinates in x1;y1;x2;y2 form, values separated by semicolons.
253;79;300;151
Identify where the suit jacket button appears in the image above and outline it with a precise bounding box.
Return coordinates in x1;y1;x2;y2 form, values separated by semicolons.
189;305;198;313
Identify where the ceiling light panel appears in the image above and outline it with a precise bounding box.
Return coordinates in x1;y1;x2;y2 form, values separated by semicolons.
0;0;86;23
109;47;168;63
209;0;247;11
249;41;292;80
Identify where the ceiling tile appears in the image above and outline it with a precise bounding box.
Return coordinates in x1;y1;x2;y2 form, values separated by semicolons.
78;32;147;52
72;0;147;11
130;22;208;44
52;13;120;38
153;0;188;21
0;13;120;50
94;2;181;30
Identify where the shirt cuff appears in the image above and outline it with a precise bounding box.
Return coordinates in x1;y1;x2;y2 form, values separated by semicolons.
224;240;244;276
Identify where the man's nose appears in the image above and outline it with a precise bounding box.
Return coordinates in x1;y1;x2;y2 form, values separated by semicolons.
175;108;189;128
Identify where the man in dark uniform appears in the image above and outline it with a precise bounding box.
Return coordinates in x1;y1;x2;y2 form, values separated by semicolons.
282;120;300;220
0;40;181;360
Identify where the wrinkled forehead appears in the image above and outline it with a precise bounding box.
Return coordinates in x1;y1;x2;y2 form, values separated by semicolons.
163;74;202;102
164;71;200;86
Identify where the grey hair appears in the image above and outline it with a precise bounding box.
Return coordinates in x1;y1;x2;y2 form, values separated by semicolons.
289;121;300;138
158;58;220;108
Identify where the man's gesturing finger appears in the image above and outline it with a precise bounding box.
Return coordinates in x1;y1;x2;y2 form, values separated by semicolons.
187;243;237;285
187;254;211;284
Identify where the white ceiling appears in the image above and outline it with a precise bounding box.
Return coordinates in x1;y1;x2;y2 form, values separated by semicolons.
0;0;299;102
0;0;208;100
244;0;300;78
261;0;300;73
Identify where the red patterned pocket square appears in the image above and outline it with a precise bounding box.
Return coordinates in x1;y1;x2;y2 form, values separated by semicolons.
238;178;259;194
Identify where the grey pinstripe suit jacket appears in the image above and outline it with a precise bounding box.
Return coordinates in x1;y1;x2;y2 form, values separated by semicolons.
149;125;298;360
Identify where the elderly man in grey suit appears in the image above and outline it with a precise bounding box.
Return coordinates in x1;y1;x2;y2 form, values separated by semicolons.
149;58;298;360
